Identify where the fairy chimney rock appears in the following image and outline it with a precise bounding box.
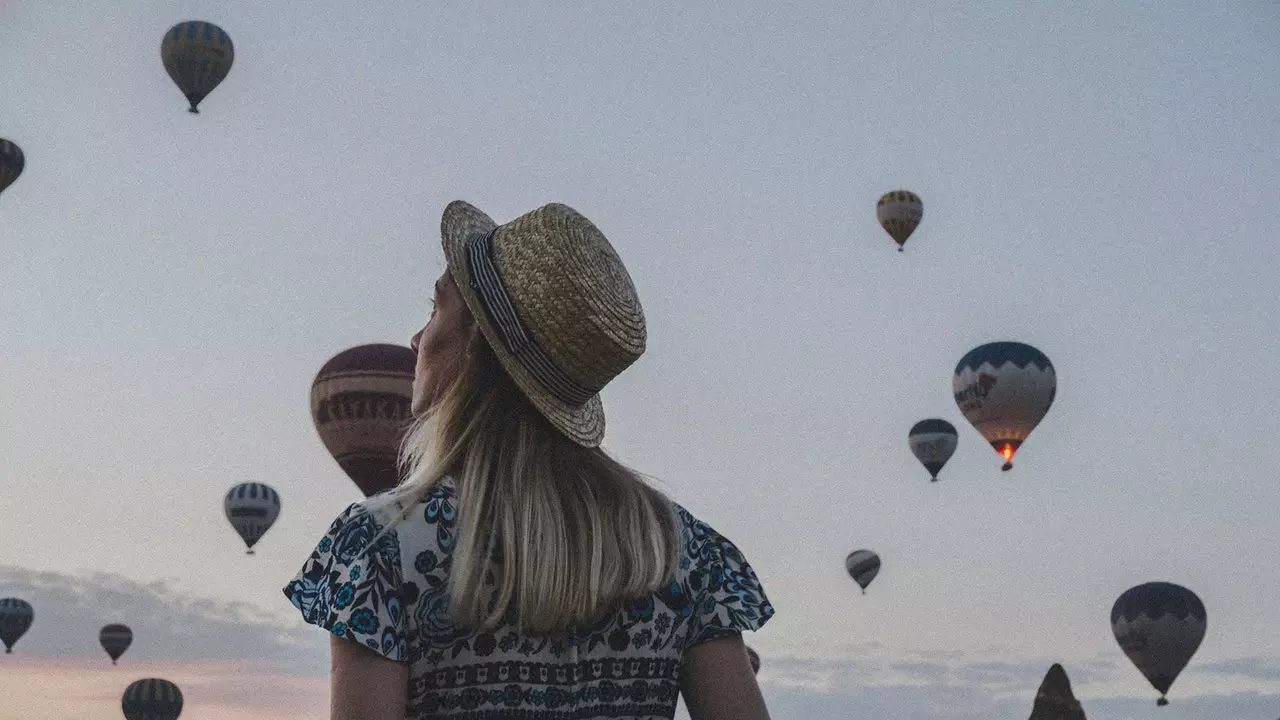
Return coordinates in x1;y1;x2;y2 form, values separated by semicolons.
1028;664;1085;720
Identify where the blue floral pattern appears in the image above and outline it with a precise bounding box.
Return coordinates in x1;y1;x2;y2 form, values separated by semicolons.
283;481;772;719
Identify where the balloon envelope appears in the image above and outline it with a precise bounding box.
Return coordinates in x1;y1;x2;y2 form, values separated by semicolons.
1112;582;1206;706
311;344;416;496
845;550;881;593
161;21;234;113
908;418;958;481
0;598;33;653
876;190;923;250
953;342;1056;470
224;482;281;554
122;678;184;720
100;623;133;663
0;139;23;197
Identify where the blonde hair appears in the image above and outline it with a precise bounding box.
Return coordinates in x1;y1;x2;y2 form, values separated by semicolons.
389;339;680;635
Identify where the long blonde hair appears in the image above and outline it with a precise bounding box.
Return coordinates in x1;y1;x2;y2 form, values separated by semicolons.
390;338;680;635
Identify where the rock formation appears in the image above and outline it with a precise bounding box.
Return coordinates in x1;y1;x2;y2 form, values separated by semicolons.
1028;663;1085;720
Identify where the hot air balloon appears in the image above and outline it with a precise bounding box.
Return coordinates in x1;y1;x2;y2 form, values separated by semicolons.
311;344;417;497
908;418;958;482
1112;582;1206;707
0;139;23;198
161;21;234;113
953;342;1056;471
845;550;880;595
746;645;761;675
876;190;923;251
0;598;33;653
224;482;281;555
100;623;133;664
122;678;184;720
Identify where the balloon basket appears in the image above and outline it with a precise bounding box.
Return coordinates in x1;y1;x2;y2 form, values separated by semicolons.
245;549;255;555
188;107;199;114
112;659;117;665
1157;697;1168;707
1001;462;1013;471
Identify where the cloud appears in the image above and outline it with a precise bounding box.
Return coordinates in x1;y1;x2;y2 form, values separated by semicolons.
1199;657;1280;682
6;564;1280;720
1082;691;1280;720
751;671;1280;720
0;657;328;720
741;651;1280;720
759;649;1097;697
0;565;328;676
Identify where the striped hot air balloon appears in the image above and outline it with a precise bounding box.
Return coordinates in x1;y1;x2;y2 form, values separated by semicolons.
1112;582;1207;707
845;550;881;595
122;678;184;720
311;344;417;497
908;418;958;482
224;482;281;555
0;598;33;653
0;139;23;198
876;190;923;251
161;21;234;113
953;342;1056;471
100;624;133;664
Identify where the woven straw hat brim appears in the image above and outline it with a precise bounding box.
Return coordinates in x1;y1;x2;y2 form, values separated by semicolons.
439;200;606;447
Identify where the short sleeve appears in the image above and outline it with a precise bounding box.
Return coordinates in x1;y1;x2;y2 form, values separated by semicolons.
283;501;408;662
683;517;774;648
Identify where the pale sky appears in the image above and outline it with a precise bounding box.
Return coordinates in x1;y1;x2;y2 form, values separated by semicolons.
1;2;1278;719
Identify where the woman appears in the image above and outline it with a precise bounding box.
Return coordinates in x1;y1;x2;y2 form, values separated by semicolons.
285;201;773;719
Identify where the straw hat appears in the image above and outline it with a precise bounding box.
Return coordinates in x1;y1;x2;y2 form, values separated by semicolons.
440;200;646;447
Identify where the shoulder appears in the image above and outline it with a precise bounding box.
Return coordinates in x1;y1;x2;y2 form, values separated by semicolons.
672;503;748;565
350;489;408;528
338;481;455;533
668;503;775;646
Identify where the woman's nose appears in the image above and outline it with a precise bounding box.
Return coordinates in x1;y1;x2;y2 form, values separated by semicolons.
410;329;423;353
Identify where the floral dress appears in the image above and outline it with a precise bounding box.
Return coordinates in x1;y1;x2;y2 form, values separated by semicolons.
283;480;772;719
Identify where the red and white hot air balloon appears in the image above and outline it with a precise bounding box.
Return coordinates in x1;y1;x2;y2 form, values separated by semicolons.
311;344;417;496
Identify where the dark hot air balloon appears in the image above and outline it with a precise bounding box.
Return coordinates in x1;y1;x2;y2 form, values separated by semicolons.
953;342;1056;471
908;418;958;482
845;550;881;595
311;344;417;496
161;21;234;113
0;598;33;653
876;190;923;251
746;645;761;674
1112;582;1206;707
122;678;184;720
100;623;133;664
0;139;23;198
224;482;281;555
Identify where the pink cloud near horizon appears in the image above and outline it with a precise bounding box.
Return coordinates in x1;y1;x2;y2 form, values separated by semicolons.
0;656;328;720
